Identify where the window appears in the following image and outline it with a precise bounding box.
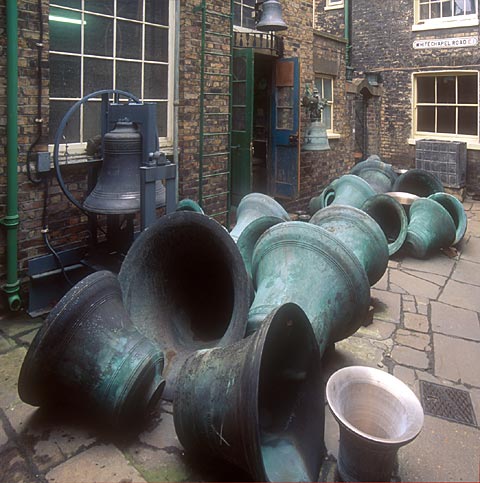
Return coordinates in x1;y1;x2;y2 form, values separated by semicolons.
315;77;334;130
234;0;256;29
414;72;478;138
325;0;344;10
414;0;478;29
49;0;173;147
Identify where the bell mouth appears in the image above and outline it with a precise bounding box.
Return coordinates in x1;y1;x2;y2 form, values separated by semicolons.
326;366;424;446
119;212;249;352
256;304;323;482
323;188;336;207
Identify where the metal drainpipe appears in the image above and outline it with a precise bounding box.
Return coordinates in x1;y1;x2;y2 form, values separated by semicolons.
1;0;22;311
173;0;180;203
345;0;351;67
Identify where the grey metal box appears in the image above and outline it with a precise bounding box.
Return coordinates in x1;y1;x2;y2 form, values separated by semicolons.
415;139;467;188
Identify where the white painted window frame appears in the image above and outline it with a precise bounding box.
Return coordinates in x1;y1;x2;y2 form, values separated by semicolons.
325;0;344;11
411;70;479;144
412;0;479;31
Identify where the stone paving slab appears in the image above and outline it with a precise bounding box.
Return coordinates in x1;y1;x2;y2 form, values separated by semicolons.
459;235;480;263
434;333;480;387
389;269;442;299
404;312;430;333
398;415;480;482
439;279;480;312
0;317;43;337
0;445;39;483
466;219;480;237
393;365;416;388
431;301;480;340
370;289;401;324
390;345;429;370
0;348;27;409
403;268;448;287
46;444;147;483
395;329;431;351
400;254;456;277
372;269;389;290
451;259;480;286
355;319;396;341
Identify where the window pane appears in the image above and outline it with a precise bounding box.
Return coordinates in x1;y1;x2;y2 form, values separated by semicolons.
323;105;332;130
420;3;429;19
144;63;168;99
233;56;247;80
277;108;293;129
323;79;333;101
52;0;81;8
116;20;142;59
437;76;456;103
83;100;102;141
431;2;441;18
233;82;246;105
145;25;169;62
243;6;256;29
466;0;476;13
116;61;142;98
417;106;435;131
50;54;81;98
454;0;466;15
417;77;435;103
84;0;114;15
146;0;169;25
156;101;168;137
437;106;456;133
117;0;143;20
84;58;113;94
458;75;478;103
442;0;452;16
458;106;478;135
50;7;81;53
84;14;113;56
233;107;246;131
277;87;293;106
49;101;80;143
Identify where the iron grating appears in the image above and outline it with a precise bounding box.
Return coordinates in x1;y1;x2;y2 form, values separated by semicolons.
419;380;477;427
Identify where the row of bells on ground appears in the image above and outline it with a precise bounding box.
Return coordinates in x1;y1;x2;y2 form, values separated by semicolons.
20;158;468;481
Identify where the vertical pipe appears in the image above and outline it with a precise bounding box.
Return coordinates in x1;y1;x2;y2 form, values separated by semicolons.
173;0;180;204
2;0;22;311
345;0;351;67
198;0;206;207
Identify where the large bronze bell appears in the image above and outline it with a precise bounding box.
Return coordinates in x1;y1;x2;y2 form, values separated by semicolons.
83;121;166;214
118;211;251;399
350;157;398;193
174;303;325;482
256;0;288;32
18;271;166;428
310;205;389;286
247;222;370;355
392;168;444;197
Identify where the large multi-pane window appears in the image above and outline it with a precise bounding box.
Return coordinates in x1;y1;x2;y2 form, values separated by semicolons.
315;77;334;130
49;0;173;146
415;0;477;25
234;0;256;29
415;72;478;137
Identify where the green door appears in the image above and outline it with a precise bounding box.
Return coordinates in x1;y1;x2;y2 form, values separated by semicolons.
231;48;254;206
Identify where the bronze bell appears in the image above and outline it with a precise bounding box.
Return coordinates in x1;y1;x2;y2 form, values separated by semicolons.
256;0;288;32
83;121;166;214
302;120;330;151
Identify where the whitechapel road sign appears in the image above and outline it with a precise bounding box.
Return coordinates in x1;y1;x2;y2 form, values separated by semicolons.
413;36;478;49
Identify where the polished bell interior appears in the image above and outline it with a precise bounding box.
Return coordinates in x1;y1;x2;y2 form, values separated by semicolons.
326;366;424;482
83;121;166;214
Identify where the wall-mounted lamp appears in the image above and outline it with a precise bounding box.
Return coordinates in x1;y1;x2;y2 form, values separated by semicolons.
365;71;382;86
255;0;288;32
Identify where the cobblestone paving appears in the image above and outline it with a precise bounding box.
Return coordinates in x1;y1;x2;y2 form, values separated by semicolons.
0;200;479;482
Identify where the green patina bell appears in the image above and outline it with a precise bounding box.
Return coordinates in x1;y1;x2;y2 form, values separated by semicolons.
176;198;205;214
428;192;467;246
247;222;370;355
310;205;389;286
236;215;285;279
230;193;290;242
405;198;456;258
174;303;325;482
18;271;165;428
362;194;409;256
302;120;330;151
309;174;376;215
118;211;250;400
350;157;398;193
393;168;444;197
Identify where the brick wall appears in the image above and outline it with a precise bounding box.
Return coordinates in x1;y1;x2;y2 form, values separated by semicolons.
316;0;480;192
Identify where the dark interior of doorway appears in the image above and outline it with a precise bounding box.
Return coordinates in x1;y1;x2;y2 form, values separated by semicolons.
252;54;274;194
